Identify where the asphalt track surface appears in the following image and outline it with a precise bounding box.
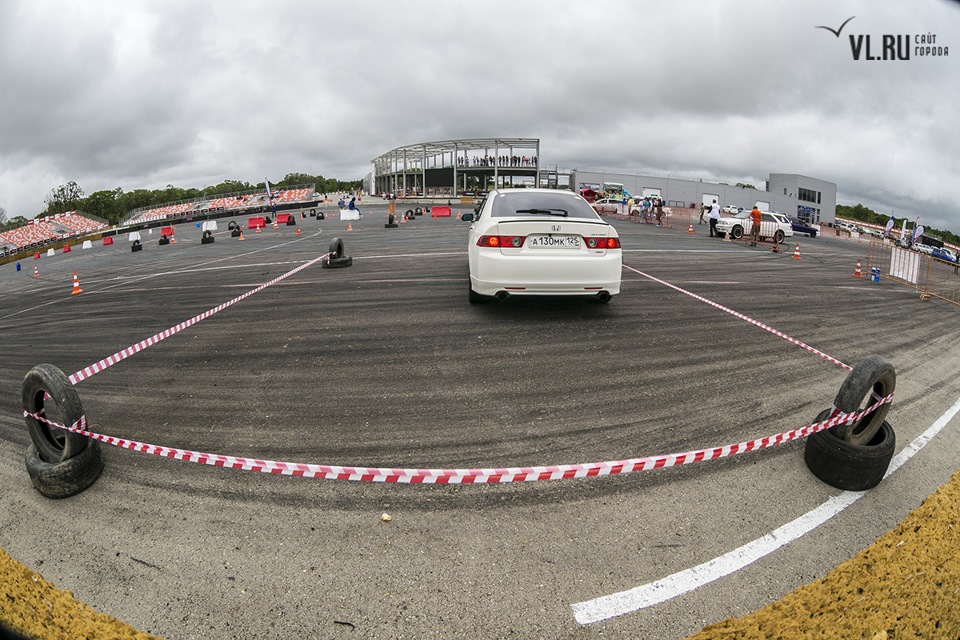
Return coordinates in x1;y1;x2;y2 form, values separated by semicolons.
1;206;959;639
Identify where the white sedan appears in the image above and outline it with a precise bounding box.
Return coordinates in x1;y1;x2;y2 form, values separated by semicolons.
715;210;794;243
461;189;622;303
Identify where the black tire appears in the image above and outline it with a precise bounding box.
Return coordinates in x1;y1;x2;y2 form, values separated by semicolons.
265;217;272;224
25;441;104;499
231;229;241;237
406;210;414;218
228;221;238;230
159;236;170;246
286;217;296;226
322;256;353;269
385;214;397;229
804;409;895;491
201;235;215;244
328;237;344;259
131;243;143;252
774;230;785;244
831;355;896;445
415;207;422;215
731;226;743;240
810;231;817;238
22;364;90;464
317;212;326;220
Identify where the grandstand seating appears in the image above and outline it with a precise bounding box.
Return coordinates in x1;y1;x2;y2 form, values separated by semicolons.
123;186;317;226
46;211;108;235
0;211;108;253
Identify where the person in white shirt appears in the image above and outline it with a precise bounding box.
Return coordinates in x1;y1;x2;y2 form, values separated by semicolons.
708;200;721;237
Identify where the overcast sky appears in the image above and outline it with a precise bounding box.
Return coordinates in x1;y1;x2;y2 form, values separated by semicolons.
1;0;958;230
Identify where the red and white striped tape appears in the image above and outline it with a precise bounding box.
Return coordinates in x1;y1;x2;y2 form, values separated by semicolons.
622;265;852;371
68;253;329;384
23;393;892;483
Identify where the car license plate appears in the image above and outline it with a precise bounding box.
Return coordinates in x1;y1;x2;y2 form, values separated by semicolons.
527;235;581;249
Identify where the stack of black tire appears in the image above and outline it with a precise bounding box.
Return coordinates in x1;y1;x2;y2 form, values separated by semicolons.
159;235;170;246
201;230;215;244
322;237;353;269
131;239;143;252
23;365;104;498
385;214;399;229
804;355;896;491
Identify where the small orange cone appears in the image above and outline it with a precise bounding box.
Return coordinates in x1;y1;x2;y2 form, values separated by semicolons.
170;236;175;244
272;220;279;229
456;211;462;220
296;227;301;235
255;226;261;233
239;231;245;241
853;259;863;278
722;230;731;242
688;224;695;235
33;266;39;278
792;244;801;260
347;223;353;232
71;271;83;295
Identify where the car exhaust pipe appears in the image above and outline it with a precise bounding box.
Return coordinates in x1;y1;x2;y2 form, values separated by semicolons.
495;291;510;302
596;291;611;303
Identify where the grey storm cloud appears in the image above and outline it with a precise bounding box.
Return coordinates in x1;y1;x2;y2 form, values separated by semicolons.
0;0;958;231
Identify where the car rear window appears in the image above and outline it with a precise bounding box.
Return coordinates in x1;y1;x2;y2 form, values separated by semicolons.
490;191;601;220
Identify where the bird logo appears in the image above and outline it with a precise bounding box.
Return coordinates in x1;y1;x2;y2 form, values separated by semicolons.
815;16;855;37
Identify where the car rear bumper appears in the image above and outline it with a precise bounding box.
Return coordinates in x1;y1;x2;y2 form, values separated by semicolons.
471;252;622;296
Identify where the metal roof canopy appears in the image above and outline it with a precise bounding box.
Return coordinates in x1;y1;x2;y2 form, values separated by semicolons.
372;138;539;164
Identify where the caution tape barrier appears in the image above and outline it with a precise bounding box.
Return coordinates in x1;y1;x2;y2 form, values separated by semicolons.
23;394;892;483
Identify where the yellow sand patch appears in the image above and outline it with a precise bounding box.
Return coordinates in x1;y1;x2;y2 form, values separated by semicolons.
688;469;960;639
0;546;160;640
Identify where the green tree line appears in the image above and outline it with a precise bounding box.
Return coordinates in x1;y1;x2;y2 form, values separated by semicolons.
0;173;363;230
836;203;959;246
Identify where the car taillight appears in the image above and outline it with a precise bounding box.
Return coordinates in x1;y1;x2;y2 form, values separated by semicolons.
477;235;525;248
586;237;621;249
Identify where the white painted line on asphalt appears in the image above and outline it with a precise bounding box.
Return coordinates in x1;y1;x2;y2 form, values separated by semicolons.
571;396;960;625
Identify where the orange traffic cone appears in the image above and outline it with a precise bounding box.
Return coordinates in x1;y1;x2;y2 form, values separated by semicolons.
296;227;302;235
272;220;279;229
239;231;245;241
853;259;863;278
170;236;175;244
347;223;353;232
33;266;38;278
722;230;731;242
255;226;261;233
687;224;695;235
792;244;801;260
456;211;462;220
71;271;83;295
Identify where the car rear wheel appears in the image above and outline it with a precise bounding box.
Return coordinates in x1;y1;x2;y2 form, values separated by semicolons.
731;226;743;239
774;230;785;244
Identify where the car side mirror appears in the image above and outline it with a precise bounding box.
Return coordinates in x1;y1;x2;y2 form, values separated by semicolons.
461;212;475;222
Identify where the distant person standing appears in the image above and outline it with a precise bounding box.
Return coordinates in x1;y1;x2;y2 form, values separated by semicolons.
708;199;720;237
749;205;762;246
